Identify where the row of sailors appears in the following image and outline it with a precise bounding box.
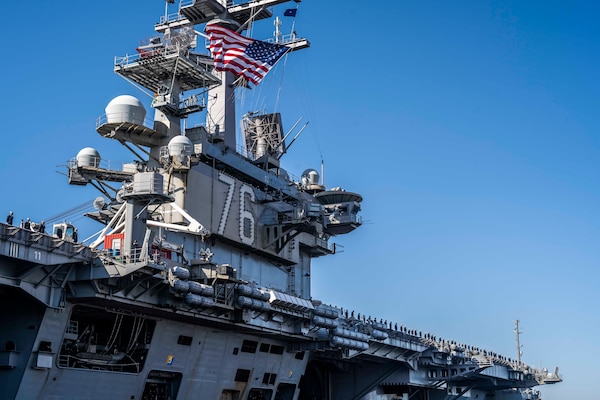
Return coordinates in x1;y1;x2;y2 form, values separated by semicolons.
341;308;431;338
6;212;46;233
338;307;524;369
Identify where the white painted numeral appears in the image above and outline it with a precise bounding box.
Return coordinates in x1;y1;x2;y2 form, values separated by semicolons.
218;173;256;245
239;184;255;245
218;173;235;235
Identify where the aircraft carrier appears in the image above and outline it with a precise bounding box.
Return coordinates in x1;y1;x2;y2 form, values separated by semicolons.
0;1;561;399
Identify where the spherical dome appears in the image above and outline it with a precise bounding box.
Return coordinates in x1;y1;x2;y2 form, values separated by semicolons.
76;147;101;168
301;168;320;185
105;95;146;125
168;135;194;156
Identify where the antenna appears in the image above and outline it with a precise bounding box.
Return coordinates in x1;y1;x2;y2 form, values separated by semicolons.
280;121;309;158
515;320;523;366
274;16;282;43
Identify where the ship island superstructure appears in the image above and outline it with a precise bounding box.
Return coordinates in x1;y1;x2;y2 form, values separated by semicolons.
0;1;561;399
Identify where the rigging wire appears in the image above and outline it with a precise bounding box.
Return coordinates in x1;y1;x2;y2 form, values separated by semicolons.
43;199;96;225
273;51;290;113
104;313;124;354
272;4;324;168
127;317;146;353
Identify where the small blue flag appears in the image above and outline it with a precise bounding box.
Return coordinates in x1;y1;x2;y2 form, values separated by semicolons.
284;9;297;17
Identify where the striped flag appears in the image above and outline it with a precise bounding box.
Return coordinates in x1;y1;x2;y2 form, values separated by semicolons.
206;24;290;85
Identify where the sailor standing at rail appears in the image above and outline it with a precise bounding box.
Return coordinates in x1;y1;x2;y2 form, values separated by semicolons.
6;211;13;225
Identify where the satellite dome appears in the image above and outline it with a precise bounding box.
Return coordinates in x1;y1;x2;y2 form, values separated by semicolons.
301;168;320;185
76;147;101;168
168;135;194;156
105;95;146;125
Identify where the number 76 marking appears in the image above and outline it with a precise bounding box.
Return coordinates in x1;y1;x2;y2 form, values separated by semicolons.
218;172;255;245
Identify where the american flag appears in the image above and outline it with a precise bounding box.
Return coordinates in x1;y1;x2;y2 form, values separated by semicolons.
206;24;290;85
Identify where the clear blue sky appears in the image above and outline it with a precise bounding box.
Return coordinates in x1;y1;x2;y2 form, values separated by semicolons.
1;1;598;398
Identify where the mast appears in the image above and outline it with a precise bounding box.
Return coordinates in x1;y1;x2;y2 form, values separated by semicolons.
515;319;523;366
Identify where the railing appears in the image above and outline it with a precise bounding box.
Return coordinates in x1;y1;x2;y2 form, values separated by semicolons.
114;46;180;67
178;0;195;10
235;143;301;182
0;222;93;260
96;112;155;131
97;247;147;265
315;237;335;253
68;156;131;174
265;32;303;46
177;0;243;11
114;45;215;74
158;11;187;25
57;353;140;373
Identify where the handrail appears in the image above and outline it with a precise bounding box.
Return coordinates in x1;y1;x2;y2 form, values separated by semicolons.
68;156;131;174
158;11;186;25
96;112;155;131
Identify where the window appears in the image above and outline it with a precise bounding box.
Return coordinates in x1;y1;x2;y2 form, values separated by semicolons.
235;369;251;382
177;335;192;346
241;340;258;353
262;372;277;385
39;341;52;352
260;343;271;353
269;345;284;355
275;383;296;400
248;388;272;400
